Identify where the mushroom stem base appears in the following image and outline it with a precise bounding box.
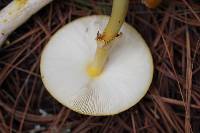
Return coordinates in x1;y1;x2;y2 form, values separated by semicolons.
87;47;109;77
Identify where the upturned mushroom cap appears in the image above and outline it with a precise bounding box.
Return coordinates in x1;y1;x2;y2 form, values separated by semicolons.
40;15;153;116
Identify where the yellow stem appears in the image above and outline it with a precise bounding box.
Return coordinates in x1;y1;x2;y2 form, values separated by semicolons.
87;0;129;77
101;0;129;41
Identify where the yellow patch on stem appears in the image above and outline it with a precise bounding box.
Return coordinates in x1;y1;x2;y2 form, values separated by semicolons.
15;0;27;6
87;47;108;77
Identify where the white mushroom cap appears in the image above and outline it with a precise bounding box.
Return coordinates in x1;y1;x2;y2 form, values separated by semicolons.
40;15;153;116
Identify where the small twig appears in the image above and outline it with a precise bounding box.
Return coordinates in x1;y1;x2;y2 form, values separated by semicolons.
0;0;53;47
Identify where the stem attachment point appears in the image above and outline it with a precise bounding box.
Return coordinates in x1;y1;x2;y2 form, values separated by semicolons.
86;0;129;77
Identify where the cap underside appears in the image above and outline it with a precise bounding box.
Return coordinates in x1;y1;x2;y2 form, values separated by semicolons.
40;15;153;116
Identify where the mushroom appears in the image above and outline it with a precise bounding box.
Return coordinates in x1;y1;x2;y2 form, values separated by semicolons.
40;0;154;116
0;0;53;47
